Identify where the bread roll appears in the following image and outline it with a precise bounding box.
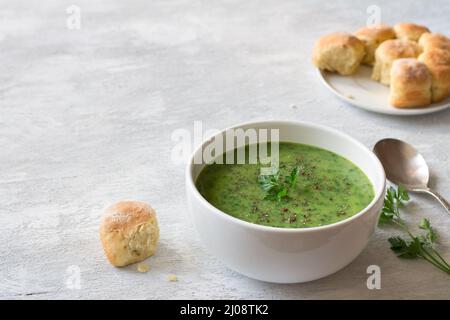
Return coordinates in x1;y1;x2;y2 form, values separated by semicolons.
418;49;450;102
394;23;430;42
354;24;396;65
312;32;365;75
372;39;421;85
100;201;159;267
418;33;450;52
389;59;432;108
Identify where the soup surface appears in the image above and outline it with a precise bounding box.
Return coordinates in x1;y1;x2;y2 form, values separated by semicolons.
196;142;374;228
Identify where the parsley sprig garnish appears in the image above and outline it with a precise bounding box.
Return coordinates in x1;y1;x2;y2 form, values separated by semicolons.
258;166;300;202
379;185;409;226
379;186;450;275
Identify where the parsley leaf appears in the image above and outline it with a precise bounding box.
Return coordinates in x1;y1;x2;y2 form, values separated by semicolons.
258;172;280;192
388;236;421;259
286;166;300;189
378;185;410;225
397;185;410;203
276;186;288;201
418;218;437;245
258;166;300;202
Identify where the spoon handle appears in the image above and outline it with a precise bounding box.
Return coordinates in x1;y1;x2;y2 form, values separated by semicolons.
414;188;450;214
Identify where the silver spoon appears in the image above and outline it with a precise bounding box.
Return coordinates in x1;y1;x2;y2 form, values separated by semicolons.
373;138;450;214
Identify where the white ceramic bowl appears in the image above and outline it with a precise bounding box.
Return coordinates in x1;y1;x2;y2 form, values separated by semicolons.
186;120;386;283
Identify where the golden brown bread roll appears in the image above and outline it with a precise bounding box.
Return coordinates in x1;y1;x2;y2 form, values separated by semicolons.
389;59;432;108
418;49;450;102
312;32;365;75
418;33;450;52
372;39;421;85
394;23;430;42
354;24;396;65
100;201;159;267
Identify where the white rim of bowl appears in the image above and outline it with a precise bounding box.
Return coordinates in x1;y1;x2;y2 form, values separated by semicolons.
186;119;386;233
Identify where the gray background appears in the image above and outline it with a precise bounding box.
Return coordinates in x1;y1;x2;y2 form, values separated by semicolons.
0;0;449;299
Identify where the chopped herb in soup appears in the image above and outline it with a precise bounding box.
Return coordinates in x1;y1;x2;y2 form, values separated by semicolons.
195;142;374;228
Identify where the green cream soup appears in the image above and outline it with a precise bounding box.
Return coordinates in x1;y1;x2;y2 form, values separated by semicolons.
196;142;374;228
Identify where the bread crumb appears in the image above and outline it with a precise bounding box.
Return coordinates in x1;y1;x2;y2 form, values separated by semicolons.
137;263;150;273
167;274;178;282
347;94;354;99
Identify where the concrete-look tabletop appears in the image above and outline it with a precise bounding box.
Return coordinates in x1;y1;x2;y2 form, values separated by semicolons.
1;0;449;299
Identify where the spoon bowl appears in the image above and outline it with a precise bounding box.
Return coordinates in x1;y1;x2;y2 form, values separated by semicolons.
373;138;429;189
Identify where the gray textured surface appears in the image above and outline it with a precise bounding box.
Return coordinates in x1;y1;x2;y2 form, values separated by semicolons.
0;0;449;299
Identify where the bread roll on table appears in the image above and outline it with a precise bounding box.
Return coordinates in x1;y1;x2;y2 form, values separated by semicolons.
100;201;159;267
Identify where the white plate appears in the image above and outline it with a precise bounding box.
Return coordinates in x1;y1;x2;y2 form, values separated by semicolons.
318;66;450;116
